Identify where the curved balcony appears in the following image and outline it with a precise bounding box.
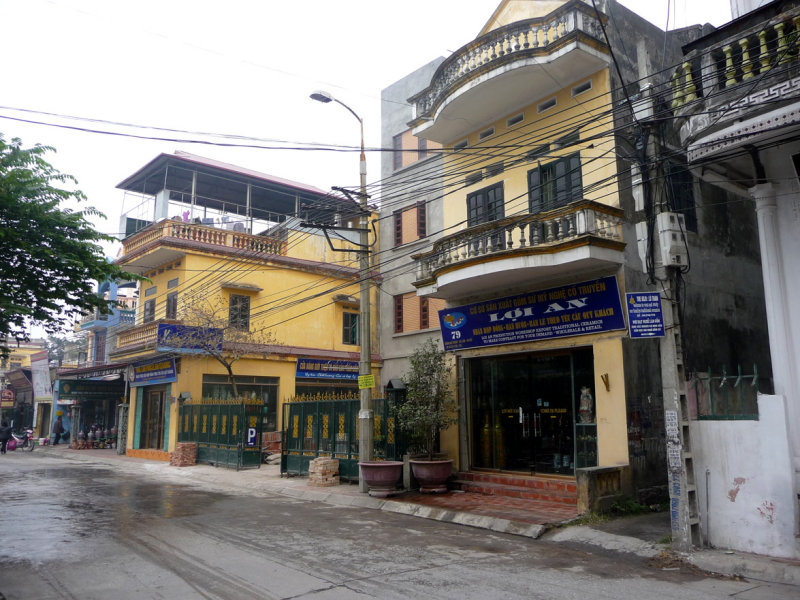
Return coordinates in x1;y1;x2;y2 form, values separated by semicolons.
409;1;609;143
413;200;625;300
671;5;800;167
118;219;287;274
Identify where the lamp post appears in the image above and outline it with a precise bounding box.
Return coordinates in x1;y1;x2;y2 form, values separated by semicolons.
310;90;373;492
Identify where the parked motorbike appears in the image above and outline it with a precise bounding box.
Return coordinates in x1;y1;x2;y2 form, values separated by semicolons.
10;428;35;452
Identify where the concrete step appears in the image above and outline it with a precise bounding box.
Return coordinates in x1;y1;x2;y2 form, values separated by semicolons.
451;472;578;505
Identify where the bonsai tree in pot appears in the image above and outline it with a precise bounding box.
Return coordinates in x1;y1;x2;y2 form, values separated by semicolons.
396;339;458;492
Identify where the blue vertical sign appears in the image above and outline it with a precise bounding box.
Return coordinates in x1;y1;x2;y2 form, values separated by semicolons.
626;292;665;338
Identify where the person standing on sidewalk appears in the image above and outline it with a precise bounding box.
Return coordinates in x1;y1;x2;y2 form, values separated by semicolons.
0;421;12;454
52;416;64;445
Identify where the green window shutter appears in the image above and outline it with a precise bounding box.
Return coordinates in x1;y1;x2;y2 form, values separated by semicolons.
529;167;542;213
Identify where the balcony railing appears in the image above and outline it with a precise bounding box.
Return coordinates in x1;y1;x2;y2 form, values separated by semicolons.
79;310;109;325
672;8;800;110
414;200;623;283
411;1;604;118
116;321;176;350
121;219;287;260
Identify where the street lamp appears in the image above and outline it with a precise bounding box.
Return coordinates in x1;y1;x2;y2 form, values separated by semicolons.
310;90;373;493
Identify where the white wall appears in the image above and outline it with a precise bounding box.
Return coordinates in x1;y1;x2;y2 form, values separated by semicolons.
690;394;798;559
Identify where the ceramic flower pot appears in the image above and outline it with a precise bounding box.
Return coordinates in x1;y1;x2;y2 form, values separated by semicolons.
409;458;454;493
358;461;404;497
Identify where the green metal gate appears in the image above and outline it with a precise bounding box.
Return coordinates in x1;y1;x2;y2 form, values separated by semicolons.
281;397;405;480
178;400;263;470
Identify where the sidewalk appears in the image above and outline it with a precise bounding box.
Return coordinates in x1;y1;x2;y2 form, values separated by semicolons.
35;444;800;587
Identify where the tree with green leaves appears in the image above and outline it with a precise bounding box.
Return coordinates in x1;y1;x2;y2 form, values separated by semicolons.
396;339;458;460
0;135;139;356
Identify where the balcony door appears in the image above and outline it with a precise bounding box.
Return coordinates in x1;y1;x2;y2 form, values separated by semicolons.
467;183;505;251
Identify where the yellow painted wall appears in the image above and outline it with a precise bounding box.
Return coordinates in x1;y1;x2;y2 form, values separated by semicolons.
592;336;629;466
443;68;617;231
134;250;377;355
481;1;567;35
2;342;46;370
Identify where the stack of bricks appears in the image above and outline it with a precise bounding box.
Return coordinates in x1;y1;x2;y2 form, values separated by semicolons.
308;457;339;487
169;442;197;467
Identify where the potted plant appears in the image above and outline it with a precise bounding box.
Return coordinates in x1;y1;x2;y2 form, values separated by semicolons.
396;339;458;493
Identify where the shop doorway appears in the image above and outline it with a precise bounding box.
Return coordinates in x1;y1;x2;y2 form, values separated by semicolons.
141;388;165;449
37;403;51;439
469;348;593;475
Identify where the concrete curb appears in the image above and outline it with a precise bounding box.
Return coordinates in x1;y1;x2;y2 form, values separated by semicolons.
686;550;800;586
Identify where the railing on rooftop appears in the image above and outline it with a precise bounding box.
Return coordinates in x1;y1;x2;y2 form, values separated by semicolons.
411;1;605;119
672;10;800;110
121;219;287;259
414;200;623;283
79;310;109;325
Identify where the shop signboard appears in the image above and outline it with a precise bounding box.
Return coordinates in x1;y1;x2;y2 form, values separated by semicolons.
1;389;14;408
295;359;359;380
31;350;52;402
130;358;177;387
57;379;124;400
626;292;665;338
438;276;626;352
157;323;222;353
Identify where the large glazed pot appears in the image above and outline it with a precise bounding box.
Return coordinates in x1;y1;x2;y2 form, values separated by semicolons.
358;461;404;497
409;459;454;493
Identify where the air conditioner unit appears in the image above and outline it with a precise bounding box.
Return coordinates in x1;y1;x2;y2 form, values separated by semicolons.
656;212;688;267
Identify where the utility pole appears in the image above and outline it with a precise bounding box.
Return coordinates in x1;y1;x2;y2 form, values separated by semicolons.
310;91;373;492
633;85;699;551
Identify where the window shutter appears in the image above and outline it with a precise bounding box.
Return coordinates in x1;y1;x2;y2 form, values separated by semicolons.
569;154;582;202
529;167;542;213
416;201;426;238
393;211;402;246
488;185;504;221
555;159;567;208
394;295;403;333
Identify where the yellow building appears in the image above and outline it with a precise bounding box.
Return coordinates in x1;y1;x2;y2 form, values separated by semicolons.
110;152;379;461
388;0;702;500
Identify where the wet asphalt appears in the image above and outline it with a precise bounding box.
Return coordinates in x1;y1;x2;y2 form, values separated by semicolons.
0;452;795;600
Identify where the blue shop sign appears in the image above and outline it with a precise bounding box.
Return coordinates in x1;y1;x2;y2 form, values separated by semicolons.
296;359;359;380
626;292;665;338
438;276;626;351
130;358;177;387
157;323;222;353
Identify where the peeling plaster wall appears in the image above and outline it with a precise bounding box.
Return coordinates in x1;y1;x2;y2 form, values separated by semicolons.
690;394;798;559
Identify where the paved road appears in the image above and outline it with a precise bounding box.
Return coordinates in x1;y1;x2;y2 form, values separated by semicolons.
0;452;794;599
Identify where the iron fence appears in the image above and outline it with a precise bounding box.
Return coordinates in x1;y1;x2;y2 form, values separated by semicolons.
281;397;406;480
689;365;760;420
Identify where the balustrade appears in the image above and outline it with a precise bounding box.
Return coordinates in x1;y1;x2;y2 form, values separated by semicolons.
415;201;622;282
672;11;800;110
413;4;603;118
120;219;287;261
116;321;160;349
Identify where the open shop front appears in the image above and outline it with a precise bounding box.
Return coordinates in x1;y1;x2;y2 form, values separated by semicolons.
56;378;125;448
467;348;597;475
439;276;628;477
